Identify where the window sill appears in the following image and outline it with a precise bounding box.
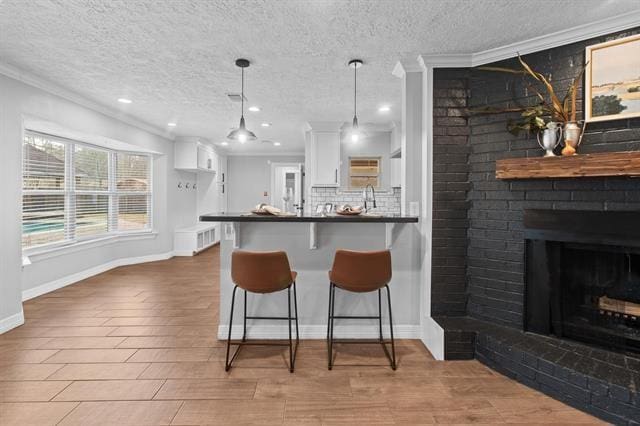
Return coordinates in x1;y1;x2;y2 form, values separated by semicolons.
22;231;159;266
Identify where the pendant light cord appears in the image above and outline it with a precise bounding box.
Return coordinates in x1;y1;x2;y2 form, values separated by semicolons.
354;63;357;118
241;66;245;117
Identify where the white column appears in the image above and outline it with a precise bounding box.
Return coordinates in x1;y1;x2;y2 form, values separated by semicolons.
392;61;423;216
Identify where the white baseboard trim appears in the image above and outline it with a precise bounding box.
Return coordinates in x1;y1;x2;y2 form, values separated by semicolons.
422;316;445;361
217;324;420;340
172;250;195;257
0;309;25;334
22;251;175;301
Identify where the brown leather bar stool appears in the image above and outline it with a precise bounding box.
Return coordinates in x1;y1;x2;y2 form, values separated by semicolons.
226;250;299;373
327;249;396;370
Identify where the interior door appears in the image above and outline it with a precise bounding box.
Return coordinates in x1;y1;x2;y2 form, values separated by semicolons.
271;163;303;212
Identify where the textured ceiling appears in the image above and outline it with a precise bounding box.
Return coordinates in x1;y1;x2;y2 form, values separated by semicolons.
1;0;639;153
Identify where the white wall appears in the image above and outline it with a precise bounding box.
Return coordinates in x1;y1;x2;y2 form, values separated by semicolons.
0;73;196;330
227;155;304;212
340;131;392;190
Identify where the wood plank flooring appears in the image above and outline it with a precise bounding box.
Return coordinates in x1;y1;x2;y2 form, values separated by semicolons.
0;246;602;425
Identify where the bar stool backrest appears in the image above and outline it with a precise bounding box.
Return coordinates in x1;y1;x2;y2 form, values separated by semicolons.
329;249;392;292
231;250;294;293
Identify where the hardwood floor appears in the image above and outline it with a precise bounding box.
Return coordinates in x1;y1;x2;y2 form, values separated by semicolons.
0;246;602;425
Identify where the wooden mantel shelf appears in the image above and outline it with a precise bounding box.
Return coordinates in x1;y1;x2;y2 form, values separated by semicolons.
496;151;640;180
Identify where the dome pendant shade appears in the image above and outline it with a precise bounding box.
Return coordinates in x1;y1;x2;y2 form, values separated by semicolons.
227;58;257;142
227;116;257;142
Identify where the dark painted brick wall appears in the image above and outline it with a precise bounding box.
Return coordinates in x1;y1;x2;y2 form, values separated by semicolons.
431;68;470;316
466;27;640;328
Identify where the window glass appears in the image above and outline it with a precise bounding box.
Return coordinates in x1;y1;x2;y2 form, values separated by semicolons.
22;131;152;250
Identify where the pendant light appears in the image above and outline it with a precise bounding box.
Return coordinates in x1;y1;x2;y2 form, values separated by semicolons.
227;58;257;143
348;59;364;142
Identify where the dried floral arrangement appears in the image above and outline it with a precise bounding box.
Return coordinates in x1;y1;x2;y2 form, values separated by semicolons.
471;55;586;136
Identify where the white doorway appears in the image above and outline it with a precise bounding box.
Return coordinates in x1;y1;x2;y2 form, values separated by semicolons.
270;163;303;213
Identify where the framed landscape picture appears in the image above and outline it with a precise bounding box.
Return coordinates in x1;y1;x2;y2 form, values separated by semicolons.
585;34;640;122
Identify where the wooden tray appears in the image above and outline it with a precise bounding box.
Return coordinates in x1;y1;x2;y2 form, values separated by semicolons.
336;210;362;216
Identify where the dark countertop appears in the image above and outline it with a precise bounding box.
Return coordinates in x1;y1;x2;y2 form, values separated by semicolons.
199;212;419;223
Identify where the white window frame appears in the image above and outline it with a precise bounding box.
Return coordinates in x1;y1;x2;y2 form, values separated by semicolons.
348;156;382;190
22;130;154;256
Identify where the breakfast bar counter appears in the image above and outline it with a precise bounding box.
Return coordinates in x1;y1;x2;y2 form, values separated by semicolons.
199;212;422;340
199;212;419;223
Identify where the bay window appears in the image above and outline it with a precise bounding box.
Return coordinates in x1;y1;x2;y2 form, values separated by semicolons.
22;131;152;251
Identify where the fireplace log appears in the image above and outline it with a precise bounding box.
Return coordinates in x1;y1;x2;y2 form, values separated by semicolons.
598;295;640;317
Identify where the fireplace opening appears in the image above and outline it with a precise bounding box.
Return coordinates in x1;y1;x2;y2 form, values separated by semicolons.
558;244;640;354
524;210;640;356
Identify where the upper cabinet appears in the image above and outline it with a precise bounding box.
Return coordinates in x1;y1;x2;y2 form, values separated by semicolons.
309;130;341;187
390;121;401;158
216;154;227;184
175;138;218;173
390;157;401;188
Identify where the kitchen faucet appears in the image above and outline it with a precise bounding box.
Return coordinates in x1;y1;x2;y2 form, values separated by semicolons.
362;184;377;212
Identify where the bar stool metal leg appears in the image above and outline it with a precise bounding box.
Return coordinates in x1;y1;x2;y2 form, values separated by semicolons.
242;290;248;342
326;284;396;370
226;284;299;372
385;285;397;370
378;289;383;342
328;283;336;370
293;282;300;343
225;286;239;372
287;285;294;373
326;282;333;365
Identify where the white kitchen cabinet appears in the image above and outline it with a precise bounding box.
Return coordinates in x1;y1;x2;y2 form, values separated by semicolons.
216;154;227;184
390;122;401;158
175;140;217;173
174;223;218;256
309;131;340;187
216;155;227;211
390;157;401;188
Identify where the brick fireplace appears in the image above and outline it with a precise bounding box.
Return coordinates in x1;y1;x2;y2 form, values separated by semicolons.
431;27;640;424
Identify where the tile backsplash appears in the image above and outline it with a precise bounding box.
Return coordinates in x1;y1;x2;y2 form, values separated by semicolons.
308;187;401;215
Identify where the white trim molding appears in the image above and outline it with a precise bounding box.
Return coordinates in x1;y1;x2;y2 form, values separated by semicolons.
218;324;420;340
226;151;304;157
23;231;159;265
0;61;172;140
416;10;640;70
0;309;25;334
392;59;423;78
472;10;640;66
22;251;174;301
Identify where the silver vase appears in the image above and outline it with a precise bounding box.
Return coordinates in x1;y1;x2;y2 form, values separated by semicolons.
563;122;582;155
537;123;562;157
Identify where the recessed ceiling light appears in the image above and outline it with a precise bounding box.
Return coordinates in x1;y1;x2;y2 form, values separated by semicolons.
261;122;271;127
378;106;391;113
273;142;281;146
167;122;177;127
248;106;260;112
118;98;132;104
220;141;229;146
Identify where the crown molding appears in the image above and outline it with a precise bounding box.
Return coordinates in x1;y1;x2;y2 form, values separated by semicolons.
471;9;640;66
226;150;304;157
306;121;344;132
0;61;173;140
392;59;423;78
417;54;473;69
415;9;640;70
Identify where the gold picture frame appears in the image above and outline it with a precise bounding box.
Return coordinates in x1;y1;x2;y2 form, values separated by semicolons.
585;33;640;122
